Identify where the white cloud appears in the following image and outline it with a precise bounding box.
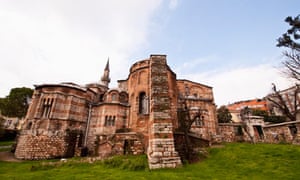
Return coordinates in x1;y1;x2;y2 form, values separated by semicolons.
168;0;179;10
0;0;162;96
175;55;217;73
180;64;293;106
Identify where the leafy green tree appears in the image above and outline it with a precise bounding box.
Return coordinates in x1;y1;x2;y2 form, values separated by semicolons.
251;108;285;123
264;115;286;124
277;15;300;81
0;87;33;118
217;105;232;123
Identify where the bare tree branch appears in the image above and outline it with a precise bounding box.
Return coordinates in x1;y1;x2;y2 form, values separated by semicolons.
267;84;299;121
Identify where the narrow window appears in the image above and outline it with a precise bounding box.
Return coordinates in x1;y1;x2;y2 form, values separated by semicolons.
104;115;116;126
27;122;32;130
111;93;117;101
104;116;108;126
185;85;189;96
112;116;115;126
109;116;112;126
195;116;200;126
99;94;104;102
195;115;204;126
139;92;148;114
120;93;128;103
41;98;53;118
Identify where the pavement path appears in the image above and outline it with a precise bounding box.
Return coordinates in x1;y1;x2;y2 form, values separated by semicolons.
0;151;22;162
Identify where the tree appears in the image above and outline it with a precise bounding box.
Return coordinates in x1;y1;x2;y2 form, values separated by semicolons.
177;100;207;162
277;15;300;81
0;87;33;118
252;108;285;124
217;105;232;123
267;84;299;122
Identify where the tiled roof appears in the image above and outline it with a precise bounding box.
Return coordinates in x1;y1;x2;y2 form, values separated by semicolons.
227;99;268;111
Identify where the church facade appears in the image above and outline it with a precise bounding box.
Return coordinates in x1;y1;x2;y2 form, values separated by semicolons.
15;54;217;169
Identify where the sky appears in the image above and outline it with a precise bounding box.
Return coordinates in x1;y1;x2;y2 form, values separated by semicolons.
0;0;299;106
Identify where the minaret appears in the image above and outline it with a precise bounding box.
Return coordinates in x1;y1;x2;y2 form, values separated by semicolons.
100;58;111;87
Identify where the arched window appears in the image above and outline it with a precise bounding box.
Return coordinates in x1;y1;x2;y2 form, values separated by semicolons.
112;116;115;126
119;93;128;103
104;115;116;126
139;92;148;114
99;94;104;102
104;116;108;126
185;85;190;96
41;98;53;118
111;93;117;101
27;122;32;130
195;115;204;126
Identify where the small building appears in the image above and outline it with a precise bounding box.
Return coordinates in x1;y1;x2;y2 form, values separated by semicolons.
0;115;24;131
227;99;268;122
266;84;300;121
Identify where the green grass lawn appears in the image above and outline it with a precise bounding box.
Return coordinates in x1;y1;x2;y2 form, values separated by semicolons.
0;143;300;179
0;140;14;146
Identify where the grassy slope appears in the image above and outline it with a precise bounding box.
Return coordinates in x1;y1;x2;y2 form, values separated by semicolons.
0;143;300;179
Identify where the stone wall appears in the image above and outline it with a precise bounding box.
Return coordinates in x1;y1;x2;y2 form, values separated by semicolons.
174;132;210;160
127;59;150;135
218;120;300;144
94;132;144;158
147;55;181;169
218;124;244;142
264;121;300;144
176;80;217;140
15;132;79;159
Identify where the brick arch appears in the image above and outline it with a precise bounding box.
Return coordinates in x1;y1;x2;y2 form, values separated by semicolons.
119;92;129;103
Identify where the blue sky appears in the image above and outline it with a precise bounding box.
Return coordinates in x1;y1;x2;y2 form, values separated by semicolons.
0;0;299;105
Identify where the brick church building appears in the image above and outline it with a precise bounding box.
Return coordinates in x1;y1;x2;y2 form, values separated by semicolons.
15;54;217;168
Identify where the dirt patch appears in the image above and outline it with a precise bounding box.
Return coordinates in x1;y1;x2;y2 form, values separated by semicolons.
211;144;225;148
0;151;22;162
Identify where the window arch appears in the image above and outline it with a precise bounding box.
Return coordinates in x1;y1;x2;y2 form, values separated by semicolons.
195;115;204;126
27;122;32;130
139;92;148;114
119;92;128;103
41;98;53;118
111;93;117;101
104;115;115;126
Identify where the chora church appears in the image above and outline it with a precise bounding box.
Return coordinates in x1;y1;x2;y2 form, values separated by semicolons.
14;54;218;169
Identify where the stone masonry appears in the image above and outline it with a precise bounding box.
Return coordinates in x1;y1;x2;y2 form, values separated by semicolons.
15;54;217;169
147;55;181;169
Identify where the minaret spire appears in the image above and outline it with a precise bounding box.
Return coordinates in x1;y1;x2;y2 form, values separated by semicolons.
100;58;111;87
104;58;110;71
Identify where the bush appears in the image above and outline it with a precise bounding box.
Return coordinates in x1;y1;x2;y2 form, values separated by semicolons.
264;115;286;124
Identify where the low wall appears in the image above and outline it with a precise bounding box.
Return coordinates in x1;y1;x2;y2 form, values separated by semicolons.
264;121;300;144
15;134;68;159
218;120;300;144
218;124;245;142
94;132;145;158
15;130;82;159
